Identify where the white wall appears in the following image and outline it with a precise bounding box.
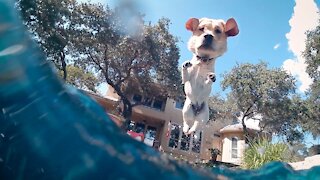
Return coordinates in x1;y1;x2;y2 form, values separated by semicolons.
221;135;245;165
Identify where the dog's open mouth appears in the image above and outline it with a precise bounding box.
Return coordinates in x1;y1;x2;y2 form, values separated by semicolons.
199;44;212;50
199;41;215;50
199;34;214;50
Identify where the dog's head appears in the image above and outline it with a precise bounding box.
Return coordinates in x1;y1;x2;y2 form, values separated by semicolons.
186;17;239;60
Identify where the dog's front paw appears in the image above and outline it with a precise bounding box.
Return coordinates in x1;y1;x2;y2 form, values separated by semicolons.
207;72;216;82
182;61;192;69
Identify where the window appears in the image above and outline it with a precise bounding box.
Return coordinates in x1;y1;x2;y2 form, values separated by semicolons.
142;96;166;111
168;123;202;153
231;137;238;158
127;121;145;133
132;94;142;103
168;124;180;148
175;100;184;109
192;132;202;153
180;134;191;151
152;98;164;111
135;123;145;133
143;97;153;107
128;121;135;131
144;126;157;147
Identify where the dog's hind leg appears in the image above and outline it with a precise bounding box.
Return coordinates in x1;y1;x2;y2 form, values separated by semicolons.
188;103;209;135
183;121;190;134
182;98;194;133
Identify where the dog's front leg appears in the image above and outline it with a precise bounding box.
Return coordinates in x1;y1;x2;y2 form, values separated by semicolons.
187;120;199;134
181;61;192;84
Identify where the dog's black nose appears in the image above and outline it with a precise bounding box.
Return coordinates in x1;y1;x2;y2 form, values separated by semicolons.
203;34;213;46
204;34;213;40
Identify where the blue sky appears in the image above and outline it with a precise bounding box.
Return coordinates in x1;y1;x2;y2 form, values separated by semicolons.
82;0;320;96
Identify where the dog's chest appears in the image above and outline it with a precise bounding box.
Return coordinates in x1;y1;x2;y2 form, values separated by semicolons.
189;64;210;84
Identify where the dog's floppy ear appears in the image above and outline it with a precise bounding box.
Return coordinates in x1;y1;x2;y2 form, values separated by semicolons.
225;18;239;37
186;18;199;32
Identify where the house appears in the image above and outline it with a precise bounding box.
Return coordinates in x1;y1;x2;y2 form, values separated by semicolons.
219;117;262;165
87;85;263;165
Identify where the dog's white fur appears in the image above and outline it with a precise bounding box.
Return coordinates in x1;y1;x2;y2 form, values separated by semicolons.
181;17;239;138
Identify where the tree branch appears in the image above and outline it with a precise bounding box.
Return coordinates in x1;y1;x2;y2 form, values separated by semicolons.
114;51;139;87
244;104;254;117
101;44;110;74
87;50;104;71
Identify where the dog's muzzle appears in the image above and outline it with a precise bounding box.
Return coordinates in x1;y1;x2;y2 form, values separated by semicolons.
191;102;205;116
204;34;213;43
201;34;214;49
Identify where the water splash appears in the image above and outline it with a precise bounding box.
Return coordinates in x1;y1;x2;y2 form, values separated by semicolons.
0;1;320;179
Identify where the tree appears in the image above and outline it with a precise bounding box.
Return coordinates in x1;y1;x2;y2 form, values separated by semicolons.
222;62;296;142
16;1;183;130
59;65;99;93
16;0;77;80
68;3;182;130
300;99;320;136
207;94;237;124
302;21;320;137
304;22;320;94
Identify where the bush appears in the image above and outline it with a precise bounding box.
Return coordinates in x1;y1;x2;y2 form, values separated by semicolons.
242;138;289;169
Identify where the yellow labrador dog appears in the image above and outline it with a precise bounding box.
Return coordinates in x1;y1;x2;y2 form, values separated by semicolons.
181;17;239;138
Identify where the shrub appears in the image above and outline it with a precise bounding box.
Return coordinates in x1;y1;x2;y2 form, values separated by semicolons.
242;138;289;169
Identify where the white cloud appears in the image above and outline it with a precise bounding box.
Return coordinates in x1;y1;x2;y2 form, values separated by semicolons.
282;0;319;92
273;43;280;50
283;59;313;91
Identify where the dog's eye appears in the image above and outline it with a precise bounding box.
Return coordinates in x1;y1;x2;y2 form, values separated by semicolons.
199;27;204;31
215;29;222;34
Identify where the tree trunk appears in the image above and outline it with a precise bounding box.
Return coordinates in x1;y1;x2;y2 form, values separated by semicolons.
241;116;250;144
120;96;133;131
101;70;133;132
60;51;67;81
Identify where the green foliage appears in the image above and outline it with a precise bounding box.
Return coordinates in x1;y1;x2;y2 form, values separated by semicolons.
58;65;99;92
70;4;182;97
222;62;297;140
207;94;237;125
16;0;77;78
302;99;320;137
242;139;289;169
67;2;182;125
301;21;320;137
17;1;182;126
304;22;320;84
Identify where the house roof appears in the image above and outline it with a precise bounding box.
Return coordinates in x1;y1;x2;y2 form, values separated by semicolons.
219;123;260;133
105;96;120;102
